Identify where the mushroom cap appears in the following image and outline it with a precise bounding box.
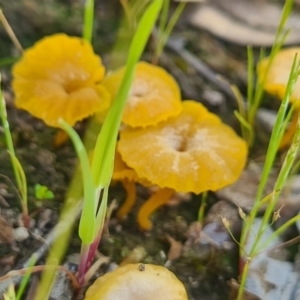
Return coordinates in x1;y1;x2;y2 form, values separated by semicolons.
12;33;111;127
113;150;139;181
102;61;182;127
118;100;248;194
257;47;300;103
113;150;152;186
84;263;188;300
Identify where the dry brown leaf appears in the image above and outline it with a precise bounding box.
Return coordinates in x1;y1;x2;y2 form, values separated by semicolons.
166;234;182;261
0;216;14;244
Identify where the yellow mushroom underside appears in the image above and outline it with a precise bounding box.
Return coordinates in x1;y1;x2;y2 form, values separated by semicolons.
102;61;182;127
118;101;248;194
113;150;152;220
13;34;110;127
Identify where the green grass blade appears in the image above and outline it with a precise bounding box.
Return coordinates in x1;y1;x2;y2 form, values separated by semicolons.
95;185;108;231
16;255;37;300
155;1;186;60
247;0;294;126
239;56;300;297
0;80;26;211
91;0;163;188
250;109;300;254
240;53;299;253
256;110;300;246
131;0;151;22
158;0;170;36
259;213;300;252
83;0;94;42
0;57;17;67
247;46;254;108
119;0;132;28
272;0;294;47
234;110;253;145
255;55;299;204
278;104;295;142
232;84;253;144
58;119;96;244
7;151;27;213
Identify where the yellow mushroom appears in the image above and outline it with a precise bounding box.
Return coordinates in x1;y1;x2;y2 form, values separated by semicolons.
118;100;248;230
12;33;111;127
84;263;188;300
113;150;177;227
112;150;153;220
257;47;300;148
102;61;182;128
113;151;140;220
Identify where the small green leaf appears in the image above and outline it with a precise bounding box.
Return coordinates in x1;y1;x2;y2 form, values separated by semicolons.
34;184;54;200
44;190;54;199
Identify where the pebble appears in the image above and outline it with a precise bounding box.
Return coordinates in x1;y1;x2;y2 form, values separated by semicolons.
13;227;29;241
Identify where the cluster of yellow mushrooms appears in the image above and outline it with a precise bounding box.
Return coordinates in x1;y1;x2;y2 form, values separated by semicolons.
12;34;249;231
104;61;248;230
12;33;299;298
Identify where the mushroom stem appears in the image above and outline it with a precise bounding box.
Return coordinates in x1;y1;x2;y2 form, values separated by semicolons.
138;187;175;230
117;180;137;220
280;108;298;149
53;130;69;147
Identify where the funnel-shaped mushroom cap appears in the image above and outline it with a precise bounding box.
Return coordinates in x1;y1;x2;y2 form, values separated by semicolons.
84;263;188;300
118;100;247;194
102;61;182;127
12;33;111;127
257;47;300;103
113;150;152;186
113;150;139;181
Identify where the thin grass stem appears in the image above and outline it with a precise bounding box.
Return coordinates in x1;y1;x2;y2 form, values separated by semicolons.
82;0;94;42
0;75;28;224
16;255;37;300
238;54;300;298
153;1;186;63
247;46;254;108
0;9;23;53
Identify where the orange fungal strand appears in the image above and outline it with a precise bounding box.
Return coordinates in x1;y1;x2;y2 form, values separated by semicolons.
117;180;137;220
138;187;175;230
53;130;69;147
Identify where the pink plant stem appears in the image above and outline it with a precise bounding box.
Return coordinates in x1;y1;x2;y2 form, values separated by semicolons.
23;212;30;229
86;229;103;267
77;228;103;285
78;244;89;285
